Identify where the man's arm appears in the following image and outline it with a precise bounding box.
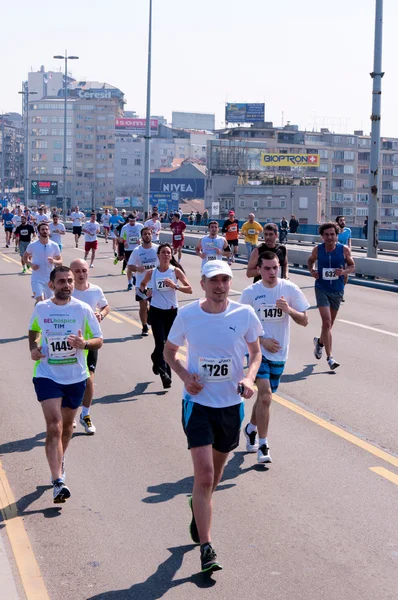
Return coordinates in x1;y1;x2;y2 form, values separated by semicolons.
338;247;355;276
221;239;231;257
246;247;259;278
195;240;204;259
276;296;308;327
96;304;110;322
238;338;262;399
28;330;45;360
48;253;62;267
164;341;204;395
307;246;319;278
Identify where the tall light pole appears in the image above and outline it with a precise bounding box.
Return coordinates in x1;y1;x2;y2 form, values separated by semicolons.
1;113;11;199
368;0;383;258
19;87;37;206
143;0;153;219
54;52;79;217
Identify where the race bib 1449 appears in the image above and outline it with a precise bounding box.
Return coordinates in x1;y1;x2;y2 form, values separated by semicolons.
47;335;77;365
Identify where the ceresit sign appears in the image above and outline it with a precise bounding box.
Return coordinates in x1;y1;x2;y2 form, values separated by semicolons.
260;153;320;167
78;90;112;100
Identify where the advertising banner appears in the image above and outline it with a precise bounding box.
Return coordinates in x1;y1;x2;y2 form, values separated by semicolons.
150;178;205;199
211;202;220;216
260;153;320;167
225;103;265;123
115;118;159;135
31;180;58;196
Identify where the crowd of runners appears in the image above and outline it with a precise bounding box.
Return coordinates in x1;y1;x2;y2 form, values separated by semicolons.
2;203;355;574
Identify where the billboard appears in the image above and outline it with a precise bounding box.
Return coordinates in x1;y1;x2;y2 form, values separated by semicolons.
31;180;58;196
150;192;178;213
115;118;159;135
150;178;205;199
225;103;265;124
260;153;320;167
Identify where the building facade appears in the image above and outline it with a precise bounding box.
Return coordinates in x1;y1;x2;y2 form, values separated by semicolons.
216;123;398;227
0;115;24;193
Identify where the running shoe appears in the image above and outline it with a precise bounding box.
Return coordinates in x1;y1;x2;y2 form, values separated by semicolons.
26;263;30;270
15;247;18;252
188;496;200;544
113;257;119;265
127;283;133;291
75;243;78;248
152;364;160;375
200;544;223;573
227;258;232;266
313;337;323;360
327;357;340;371
90;264;94;269
73;419;77;428
141;324;149;336
132;275;136;286
244;424;259;453
79;414;96;435
22;267;26;274
257;444;272;464
121;269;126;275
5;244;9;248
160;370;172;389
53;479;71;504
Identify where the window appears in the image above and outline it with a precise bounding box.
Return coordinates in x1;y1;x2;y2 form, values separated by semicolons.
383;168;393;176
32;116;47;123
358;152;370;161
53;167;63;175
357;193;369;202
239;199;245;208
332;193;343;203
393;181;398;190
319;149;328;159
266;200;272;208
333;165;344;174
332;179;343;188
393;195;398;204
32;141;48;149
253;200;259;209
318;163;328;172
334;136;342;144
344;165;354;174
299;197;308;209
333;151;344;160
134;159;141;165
357;208;368;216
359;167;369;175
121;158;127;165
342;208;353;216
54;154;62;162
344;151;355;160
343;194;353;202
281;199;286;208
331;207;341;216
53;141;62;149
382;195;392;204
121;170;128;176
66;155;72;163
343;179;355;189
52;117;57;124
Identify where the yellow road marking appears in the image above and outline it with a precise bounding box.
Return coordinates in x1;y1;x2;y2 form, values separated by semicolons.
369;467;398;486
273;394;398;469
0;460;50;600
111;310;142;328
106;313;122;324
0;253;21;266
2;256;12;263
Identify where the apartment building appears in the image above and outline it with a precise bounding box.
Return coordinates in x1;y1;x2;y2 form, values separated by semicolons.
26;68;124;209
217;124;398;226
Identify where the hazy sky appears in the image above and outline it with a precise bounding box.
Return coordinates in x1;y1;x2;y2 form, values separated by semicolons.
3;0;398;136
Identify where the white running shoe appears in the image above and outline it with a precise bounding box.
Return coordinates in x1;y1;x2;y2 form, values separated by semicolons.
313;337;323;360
52;479;71;504
80;414;96;435
244;424;259;453
327;357;340;371
257;444;272;464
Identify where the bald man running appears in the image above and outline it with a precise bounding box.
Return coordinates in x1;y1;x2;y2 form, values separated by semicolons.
70;259;109;434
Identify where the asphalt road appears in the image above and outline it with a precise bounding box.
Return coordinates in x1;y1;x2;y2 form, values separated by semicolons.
0;233;397;600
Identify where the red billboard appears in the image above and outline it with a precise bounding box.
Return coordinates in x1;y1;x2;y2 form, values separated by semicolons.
115;118;159;134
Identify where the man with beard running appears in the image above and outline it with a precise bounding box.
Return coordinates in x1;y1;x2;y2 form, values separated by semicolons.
127;227;159;336
195;221;230;269
308;221;355;371
29;266;103;503
247;222;288;282
70;258;110;434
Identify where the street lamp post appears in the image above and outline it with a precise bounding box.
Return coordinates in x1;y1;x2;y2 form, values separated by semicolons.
368;0;383;258
19;87;37;206
143;0;153;219
54;51;79;218
1;113;11;199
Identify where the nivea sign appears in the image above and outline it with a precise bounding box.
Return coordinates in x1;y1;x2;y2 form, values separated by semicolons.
150;178;205;199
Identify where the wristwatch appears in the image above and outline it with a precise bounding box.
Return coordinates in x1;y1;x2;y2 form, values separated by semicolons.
175;284;180;291
84;341;89;350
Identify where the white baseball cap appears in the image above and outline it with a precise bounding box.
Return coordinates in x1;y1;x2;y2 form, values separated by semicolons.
201;260;233;279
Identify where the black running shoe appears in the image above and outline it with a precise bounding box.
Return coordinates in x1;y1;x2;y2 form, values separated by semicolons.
160;370;172;389
53;479;71;504
141;324;149;336
188;496;200;544
200;543;223;573
152;364;160;375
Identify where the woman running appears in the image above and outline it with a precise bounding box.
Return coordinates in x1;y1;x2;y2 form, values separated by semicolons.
139;243;192;388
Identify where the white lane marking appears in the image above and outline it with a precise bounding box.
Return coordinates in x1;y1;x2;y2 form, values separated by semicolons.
338;319;398;338
231;289;242;295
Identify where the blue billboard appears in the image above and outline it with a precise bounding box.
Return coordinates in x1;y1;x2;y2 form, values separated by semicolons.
225;103;265;124
150;178;205;199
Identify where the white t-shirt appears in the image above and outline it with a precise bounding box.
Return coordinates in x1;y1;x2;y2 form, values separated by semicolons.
199;235;226;269
149;266;178;309
72;284;108;312
127;245;159;289
29;297;103;384
25;239;61;282
101;213;111;227
83;221;100;242
121;223;144;251
168;299;263;408
36;213;50;224
240;279;310;362
144;219;162;242
71;211;85;226
12;215;23;228
49;222;66;245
